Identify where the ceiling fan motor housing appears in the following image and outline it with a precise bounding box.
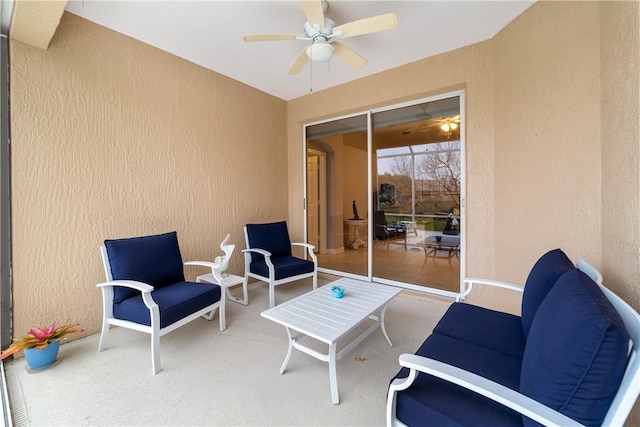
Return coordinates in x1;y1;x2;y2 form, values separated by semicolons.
303;18;336;38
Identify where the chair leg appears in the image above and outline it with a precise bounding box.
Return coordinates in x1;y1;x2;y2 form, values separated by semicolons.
151;331;161;375
219;299;226;331
269;284;276;308
98;318;110;352
241;278;248;305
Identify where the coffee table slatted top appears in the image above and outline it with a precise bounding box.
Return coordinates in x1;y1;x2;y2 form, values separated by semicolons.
261;278;401;344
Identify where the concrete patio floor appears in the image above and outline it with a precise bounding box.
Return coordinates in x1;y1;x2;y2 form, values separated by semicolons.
3;277;450;426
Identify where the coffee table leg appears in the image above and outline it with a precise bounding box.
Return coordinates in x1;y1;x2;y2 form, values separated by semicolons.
329;342;339;405
380;305;394;347
279;327;294;375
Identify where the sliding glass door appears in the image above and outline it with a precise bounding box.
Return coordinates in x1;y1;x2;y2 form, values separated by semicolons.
305;92;464;294
371;96;461;292
306;114;369;278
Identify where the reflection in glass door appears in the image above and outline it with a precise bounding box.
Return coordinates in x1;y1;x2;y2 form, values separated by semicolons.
304;93;464;294
372;96;461;292
306;114;369;278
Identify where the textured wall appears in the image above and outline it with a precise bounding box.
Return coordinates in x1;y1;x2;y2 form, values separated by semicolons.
493;2;602;281
600;4;640;422
600;1;640;310
10;12;287;338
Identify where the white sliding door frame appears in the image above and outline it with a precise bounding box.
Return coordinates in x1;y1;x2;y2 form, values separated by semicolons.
303;90;466;297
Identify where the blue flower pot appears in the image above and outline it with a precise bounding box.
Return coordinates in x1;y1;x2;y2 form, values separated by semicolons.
24;340;60;370
331;286;345;299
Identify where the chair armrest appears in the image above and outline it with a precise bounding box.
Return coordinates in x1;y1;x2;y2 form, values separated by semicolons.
242;248;275;273
185;260;226;283
97;279;154;293
96;280;158;312
390;354;584;427
291;242;318;263
241;248;272;258
457;277;524;301
184;260;220;270
291;242;315;251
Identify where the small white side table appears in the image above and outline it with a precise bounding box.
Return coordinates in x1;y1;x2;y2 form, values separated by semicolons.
196;273;249;306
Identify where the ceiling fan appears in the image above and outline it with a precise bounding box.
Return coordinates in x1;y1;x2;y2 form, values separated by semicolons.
243;0;398;75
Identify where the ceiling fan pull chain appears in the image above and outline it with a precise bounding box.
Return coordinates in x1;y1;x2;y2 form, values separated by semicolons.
309;48;314;94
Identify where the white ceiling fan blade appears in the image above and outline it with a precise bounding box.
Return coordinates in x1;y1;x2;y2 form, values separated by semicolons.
287;48;309;75
243;33;302;42
333;12;398;39
333;41;368;70
300;0;325;30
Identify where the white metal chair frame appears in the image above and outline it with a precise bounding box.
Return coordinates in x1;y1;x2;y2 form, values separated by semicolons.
242;225;318;308
387;259;640;427
97;245;226;375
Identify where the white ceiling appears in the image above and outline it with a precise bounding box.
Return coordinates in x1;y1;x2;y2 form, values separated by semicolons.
64;1;535;101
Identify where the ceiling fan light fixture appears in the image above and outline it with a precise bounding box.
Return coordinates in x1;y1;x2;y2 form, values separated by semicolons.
306;40;335;62
450;122;458;130
441;123;450;132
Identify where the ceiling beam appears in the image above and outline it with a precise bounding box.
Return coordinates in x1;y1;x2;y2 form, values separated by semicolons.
8;0;67;49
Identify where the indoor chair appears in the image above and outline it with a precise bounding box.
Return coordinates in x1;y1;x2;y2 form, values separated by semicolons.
243;221;317;308
97;231;225;375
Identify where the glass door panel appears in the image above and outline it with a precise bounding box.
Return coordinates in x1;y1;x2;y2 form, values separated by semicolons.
305;114;369;278
371;96;461;292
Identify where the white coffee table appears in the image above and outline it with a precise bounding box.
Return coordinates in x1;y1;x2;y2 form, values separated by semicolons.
261;278;401;404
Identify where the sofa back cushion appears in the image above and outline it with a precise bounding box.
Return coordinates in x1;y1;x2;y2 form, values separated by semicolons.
521;248;574;338
105;231;185;303
246;221;292;263
520;269;630;427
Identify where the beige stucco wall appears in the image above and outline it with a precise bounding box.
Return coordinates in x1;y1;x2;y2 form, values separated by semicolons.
10;12;287;339
493;3;603;279
600;1;640;313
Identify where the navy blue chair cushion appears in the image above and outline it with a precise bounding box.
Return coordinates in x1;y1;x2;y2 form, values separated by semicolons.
393;333;523;426
249;256;315;280
520;269;630;427
105;231;185;303
521;248;574;338
113;281;221;328
246;221;292;263
434;303;526;358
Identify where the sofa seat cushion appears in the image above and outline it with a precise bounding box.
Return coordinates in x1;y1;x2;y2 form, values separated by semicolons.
393;333;524;427
113;281;221;328
250;256;315;280
520;269;630;427
105;231;185;303
521;248;574;338
434;303;526;358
